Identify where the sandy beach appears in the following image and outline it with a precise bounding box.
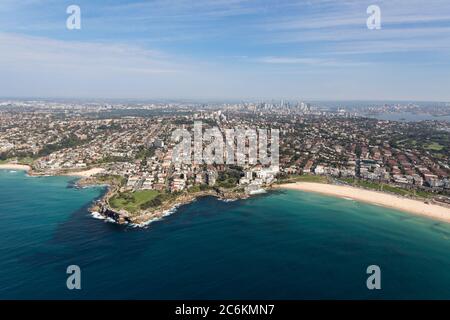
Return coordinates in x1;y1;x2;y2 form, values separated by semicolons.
0;164;31;171
277;182;450;223
61;168;105;177
0;164;104;178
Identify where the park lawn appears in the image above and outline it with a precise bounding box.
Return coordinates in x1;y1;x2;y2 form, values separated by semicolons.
0;157;34;165
381;185;434;198
110;190;160;213
296;175;328;183
348;179;408;195
382;185;411;197
17;157;34;165
338;177;356;185
355;180;381;191
217;179;237;189
340;178;434;199
96;174;127;187
425;142;444;151
277;174;329;184
188;184;212;193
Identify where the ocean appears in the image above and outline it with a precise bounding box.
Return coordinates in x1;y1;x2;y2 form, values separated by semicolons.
1;169;450;299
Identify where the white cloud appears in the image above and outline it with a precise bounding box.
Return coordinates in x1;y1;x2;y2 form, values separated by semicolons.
255;56;371;68
259;0;450;56
0;33;178;74
257;56;325;64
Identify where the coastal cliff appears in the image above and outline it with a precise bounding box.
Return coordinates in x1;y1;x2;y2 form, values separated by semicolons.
85;176;250;226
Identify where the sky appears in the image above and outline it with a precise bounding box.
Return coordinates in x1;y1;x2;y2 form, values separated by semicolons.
1;0;450;101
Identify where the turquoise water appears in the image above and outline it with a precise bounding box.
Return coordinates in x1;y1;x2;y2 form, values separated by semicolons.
1;169;450;299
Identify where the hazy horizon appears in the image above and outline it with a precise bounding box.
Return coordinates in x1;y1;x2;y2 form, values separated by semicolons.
2;96;450;105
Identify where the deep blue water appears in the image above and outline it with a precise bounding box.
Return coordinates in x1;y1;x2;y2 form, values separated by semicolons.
1;169;450;300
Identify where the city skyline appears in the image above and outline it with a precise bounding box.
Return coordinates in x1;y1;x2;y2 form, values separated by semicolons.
1;0;450;101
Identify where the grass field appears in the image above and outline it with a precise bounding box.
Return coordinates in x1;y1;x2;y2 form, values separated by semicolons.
109;190;160;213
278;174;328;184
338;178;434;198
0;157;34;165
425;142;444;151
96;174;127;187
187;184;212;193
17;157;34;165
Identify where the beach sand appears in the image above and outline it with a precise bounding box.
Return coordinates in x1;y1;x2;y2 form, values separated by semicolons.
0;164;104;178
0;164;31;171
277;182;450;223
62;168;105;177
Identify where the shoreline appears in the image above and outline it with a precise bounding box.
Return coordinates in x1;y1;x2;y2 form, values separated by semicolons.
0;164;105;178
276;182;450;224
0;164;32;171
1;163;249;228
93;188;248;227
8;160;449;226
60;168;105;178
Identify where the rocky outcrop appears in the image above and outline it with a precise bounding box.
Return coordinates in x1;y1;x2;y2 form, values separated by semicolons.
93;201;132;224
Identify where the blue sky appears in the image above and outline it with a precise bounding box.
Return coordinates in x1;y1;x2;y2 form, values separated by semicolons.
1;0;450;101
